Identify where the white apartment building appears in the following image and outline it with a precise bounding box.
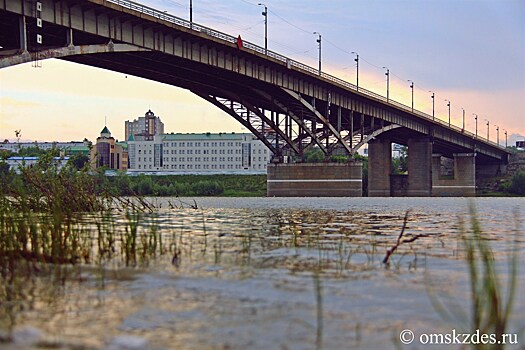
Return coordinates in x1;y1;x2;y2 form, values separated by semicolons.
5;156;70;174
127;133;272;174
125;110;164;141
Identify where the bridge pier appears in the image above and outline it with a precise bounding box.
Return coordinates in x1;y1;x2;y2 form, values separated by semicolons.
432;153;476;196
407;137;433;196
368;139;392;197
369;137;433;197
267;163;362;197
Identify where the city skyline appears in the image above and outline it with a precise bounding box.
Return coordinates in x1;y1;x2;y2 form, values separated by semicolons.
0;0;523;145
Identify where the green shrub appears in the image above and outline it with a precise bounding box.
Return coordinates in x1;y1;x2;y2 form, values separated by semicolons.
172;182;190;196
132;175;154;196
507;170;525;195
304;148;325;163
191;180;224;196
498;182;510;192
4;158;109;212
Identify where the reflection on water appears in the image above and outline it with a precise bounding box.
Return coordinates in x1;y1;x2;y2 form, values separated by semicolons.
0;198;523;349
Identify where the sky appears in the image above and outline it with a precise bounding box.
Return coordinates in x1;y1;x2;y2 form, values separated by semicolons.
0;0;524;146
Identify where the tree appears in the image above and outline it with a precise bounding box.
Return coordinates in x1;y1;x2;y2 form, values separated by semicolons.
68;153;90;170
392;145;408;174
15;146;58;157
0;149;12;160
304;147;325;163
508;170;525;195
0;161;10;177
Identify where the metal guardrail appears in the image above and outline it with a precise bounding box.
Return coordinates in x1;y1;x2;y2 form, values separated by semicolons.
106;0;506;151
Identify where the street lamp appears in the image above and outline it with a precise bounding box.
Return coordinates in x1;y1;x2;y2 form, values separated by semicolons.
473;114;478;138
495;125;499;145
351;51;359;91
313;32;321;75
258;3;267;54
190;0;193;24
408;80;414;112
445;99;451;126
504;130;508;148
485;119;490;141
429;91;435;120
383;67;390;102
461;108;465;131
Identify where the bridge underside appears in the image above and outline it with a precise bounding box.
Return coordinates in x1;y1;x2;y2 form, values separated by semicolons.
0;1;510;196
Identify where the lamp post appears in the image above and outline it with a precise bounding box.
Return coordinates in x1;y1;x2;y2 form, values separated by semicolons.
258;3;267;54
429;91;435;120
408;80;414;112
445;99;451;126
486;120;490;141
504;130;508;148
351;51;359;91
461;108;465;131
383;67;389;102
190;0;193;23
313;32;321;75
473;114;478;138
495;125;499;145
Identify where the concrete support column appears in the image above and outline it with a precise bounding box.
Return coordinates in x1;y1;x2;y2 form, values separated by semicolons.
19;16;27;52
407;137;432;196
453;153;476;196
432;154;442;184
432;153;476;196
368;138;391;197
66;28;74;47
267;163;362;197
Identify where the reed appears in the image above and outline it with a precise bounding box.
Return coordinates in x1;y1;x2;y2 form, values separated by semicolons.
428;203;520;350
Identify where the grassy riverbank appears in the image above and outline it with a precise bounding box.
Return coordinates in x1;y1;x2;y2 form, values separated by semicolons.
106;173;267;197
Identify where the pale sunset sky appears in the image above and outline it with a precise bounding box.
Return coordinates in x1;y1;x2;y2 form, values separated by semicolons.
0;0;524;145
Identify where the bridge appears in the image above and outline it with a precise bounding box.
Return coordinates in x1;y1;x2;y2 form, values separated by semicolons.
0;0;510;196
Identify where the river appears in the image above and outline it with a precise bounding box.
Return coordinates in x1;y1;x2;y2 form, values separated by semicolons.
1;197;523;349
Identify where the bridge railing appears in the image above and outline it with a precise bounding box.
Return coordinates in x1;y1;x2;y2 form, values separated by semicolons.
106;0;504;151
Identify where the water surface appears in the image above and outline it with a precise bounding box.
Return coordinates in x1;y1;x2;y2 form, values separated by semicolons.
1;197;523;349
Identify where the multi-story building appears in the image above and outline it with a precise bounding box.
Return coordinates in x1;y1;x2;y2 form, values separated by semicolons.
124;109;164;141
5;156;70;174
0;140;89;153
127;132;271;173
91;126;128;170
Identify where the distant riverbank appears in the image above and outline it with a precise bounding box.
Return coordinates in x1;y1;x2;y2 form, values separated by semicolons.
105;173;267;197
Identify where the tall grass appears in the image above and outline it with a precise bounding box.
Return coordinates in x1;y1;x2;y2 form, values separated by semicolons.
0;156;165;276
429;203;520;349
